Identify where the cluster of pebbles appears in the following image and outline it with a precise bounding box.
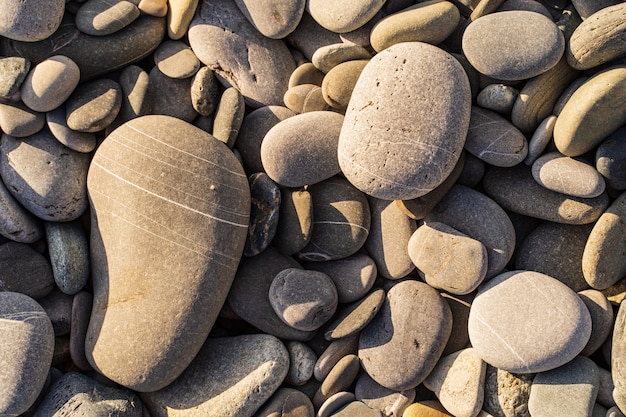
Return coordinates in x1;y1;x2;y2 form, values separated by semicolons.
2;0;626;416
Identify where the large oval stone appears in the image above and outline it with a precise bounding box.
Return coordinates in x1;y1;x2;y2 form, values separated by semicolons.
337;41;471;200
468;270;592;373
85;115;250;392
0;292;54;416
359;279;452;391
188;0;295;107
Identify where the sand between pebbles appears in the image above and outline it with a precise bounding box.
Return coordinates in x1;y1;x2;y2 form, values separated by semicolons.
1;0;626;416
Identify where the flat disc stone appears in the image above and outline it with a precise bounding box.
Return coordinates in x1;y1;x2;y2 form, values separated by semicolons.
337;41;471;200
85;115;250;392
468;270;592;373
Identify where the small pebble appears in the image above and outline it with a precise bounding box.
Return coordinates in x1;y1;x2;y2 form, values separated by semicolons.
45;220;90;295
154;40;201;79
285;341;317;386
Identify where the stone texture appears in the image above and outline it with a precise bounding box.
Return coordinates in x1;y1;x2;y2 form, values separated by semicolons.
578;289;614;356
261;111;343;187
423;348;487;417
0;178;43;242
483;164;609;225
254;388;315;417
283;84;329;113
524;115;557;165
402;401;454;417
0;292;54;416
496;0;552;17
424;185;515;279
272;187;313;256
312;43;371;73
21;56;80;113
324;288;385;341
286;11;342;61
119;65;153;122
318;392;356;417
306;0;386;33
567;3;626;70
0;101;45;138
38;287;72;336
527;356;599;417
0;0;64;42
298;176;370;261
285;341;317;386
167;0;198;39
75;0;140;36
45;221;90;295
554;65;626;157
365;197;416;280
354;372;415;417
315;335;359;382
213;87;245;148
582;191;626;290
66;78;122;132
142;334;289;417
359;279;452;391
0;130;90;222
0;242;54;299
477;84;518;115
70;291;92;371
244;172;281;257
1;15;166;82
154;40;201;79
305;253;377;303
190;66;219;117
532;152;606;198
597;127;626;190
289;62;325;88
234;0;305;39
313;354;361;408
188;0;295;107
370;1;460;52
465;106;527;167
614;299;626;413
269;268;338;331
148;66;196;122
86;115;250;392
483;366;533;417
515;222;593;292
322;59;368;111
337;42;471;200
441;292;473;356
462;11;564;80
0;56;29;99
33;371;144;417
408;222;488;295
468;270;592;373
47;106;97;154
331;401;382;417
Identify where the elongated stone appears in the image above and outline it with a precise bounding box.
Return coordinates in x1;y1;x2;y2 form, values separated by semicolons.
85;115;250;392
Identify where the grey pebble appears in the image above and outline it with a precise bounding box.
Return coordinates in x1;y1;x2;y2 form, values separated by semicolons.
46;106;97;153
45;221;90;295
66;78;122;132
245;172;281;257
75;0;140;36
190;66;220;117
0;56;30;99
0;241;54;299
119;65;153;122
213;87;245;148
285;341;317;386
0;101;45;138
148;66;197;122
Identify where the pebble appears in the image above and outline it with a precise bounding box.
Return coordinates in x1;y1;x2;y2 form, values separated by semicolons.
140;334;289;417
0;56;30;99
465;106;528;167
272;187;313;255
46;106;97;153
423;348;487;417
21;56;80;113
298;176;370;261
45;221;90;295
359;279;452;391
524;115;557;165
318;392;356;417
330;401;382;417
323;288;385;341
167;0;198;39
119;65;153;121
370;1;461;52
75;0;140;36
269;268;338;331
154;40;201;79
598;366;617;408
554;65;626;157
614;301;626;412
305;253;377;304
189;66;219;117
408;222;488;295
244;172;281;256
337;42;471;200
322;60;368;111
283;84;330;113
255;387;315;417
424;184;516;279
457;152;485;187
188;0;295;107
66;78;122;132
261;111;343;187
234;0;305;39
38;287;73;336
578;290;614;356
365;197;416;280
0;101;45;137
476;84;518;115
213;87;245;147
313;354;361;408
306;0;386;33
582;191;626;290
0;130;90;221
286;12;343;61
608;407;626;417
468;270;592;373
482;366;533;417
527;356;599;417
34;371;144;417
138;0;168;16
463;11;564;80
228;247;315;341
290;63;326;88
311;43;371;73
567;3;626;70
402;401;454;417
148;66;196;122
483;164;609;225
85;115;250;392
596;128;626;190
497;0;553;17
285;341;317;386
570;0;621;18
70;291;93;371
354;372;415;417
532;152;606;198
515;222;593;292
0;292;54;416
0;241;54;299
315;335;359;382
0;0;65;42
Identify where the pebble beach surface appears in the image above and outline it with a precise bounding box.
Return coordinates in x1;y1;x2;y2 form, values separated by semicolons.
1;0;626;416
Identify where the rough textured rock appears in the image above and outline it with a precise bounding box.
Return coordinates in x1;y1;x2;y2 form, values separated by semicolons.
142;334;289;417
337;42;471;200
0;0;65;42
86;115;250;392
45;221;90;295
468;270;592;373
285;341;317;386
483;366;533;417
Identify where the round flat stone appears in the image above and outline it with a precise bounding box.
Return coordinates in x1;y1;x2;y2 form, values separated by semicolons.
338;42;471;200
311;43;371;73
322;59;368;111
154;40;201;79
0;102;45;138
315;335;359;382
0;0;64;41
462;11;564;80
45;220;90;295
477;84;518;115
305;253;377;303
283;84;329;113
468;270;592;373
75;0;140;36
289;62;325;88
532;152;606;198
21;56;80;113
313;354;361;408
66;78;122;132
306;0;386;33
359;279;452;391
233;0;305;39
47;106;97;153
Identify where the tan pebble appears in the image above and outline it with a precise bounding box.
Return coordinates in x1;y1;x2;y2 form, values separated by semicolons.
138;0;167;16
168;0;199;39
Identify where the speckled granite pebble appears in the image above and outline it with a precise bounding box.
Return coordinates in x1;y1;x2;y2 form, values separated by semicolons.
0;0;65;42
